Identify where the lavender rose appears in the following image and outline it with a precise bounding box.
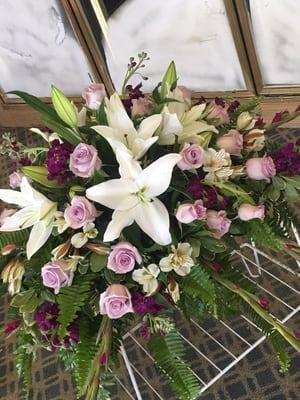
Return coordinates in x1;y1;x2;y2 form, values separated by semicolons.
69;143;102;178
238;204;265;221
131;97;152;117
41;261;73;294
9;171;24;189
176;200;207;224
82;83;106;110
206;210;231;238
177;143;205;171
64;196;97;229
99;284;133;319
245;156;276;181
107;242;142;274
216;130;243;156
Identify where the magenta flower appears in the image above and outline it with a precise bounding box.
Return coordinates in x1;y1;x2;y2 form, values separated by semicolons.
45;139;74;183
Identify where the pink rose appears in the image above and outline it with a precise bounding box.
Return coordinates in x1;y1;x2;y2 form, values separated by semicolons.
9;171;24;189
176;200;207;224
206;210;231;238
245;156;276;181
0;208;15;227
64;196;97;229
216;130;243;156
238;204;265;221
82;83;106;110
206;101;229;125
70;143;102;178
41;261;73;294
107;242;142;274
178;85;192;101
131;97;152;118
99;284;133;319
177;143;205;171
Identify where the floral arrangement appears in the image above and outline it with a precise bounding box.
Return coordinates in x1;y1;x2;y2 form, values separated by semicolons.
1;53;300;400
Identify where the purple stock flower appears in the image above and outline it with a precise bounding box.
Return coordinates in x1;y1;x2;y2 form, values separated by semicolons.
122;83;145;114
272;142;300;176
214;97;226;108
34;303;59;332
45;139;74;183
187;177;228;208
254;117;265;128
272;111;289;123
227;100;240;114
132;292;164;316
19;157;31;166
64;323;80;348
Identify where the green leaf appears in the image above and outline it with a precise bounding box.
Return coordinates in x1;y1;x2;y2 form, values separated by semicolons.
21;165;65;188
264;184;281;202
96;99;108;125
201;236;227;253
284;184;299;204
213;181;254;205
51;85;78;127
90;253;107;272
11;289;40;313
8;90;60;121
282;175;300;189
160;61;177;98
42;116;82;145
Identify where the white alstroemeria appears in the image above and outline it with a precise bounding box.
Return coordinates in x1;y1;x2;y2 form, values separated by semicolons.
132;264;160;294
53;211;69;234
203;148;234;182
159;243;194;276
0;177;57;259
157;103;218;146
71;223;98;248
92;93;161;160
86;150;181;245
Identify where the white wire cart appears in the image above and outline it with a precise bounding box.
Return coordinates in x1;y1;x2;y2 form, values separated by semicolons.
114;234;300;400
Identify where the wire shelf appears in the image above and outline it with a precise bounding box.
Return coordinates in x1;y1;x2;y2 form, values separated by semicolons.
113;239;300;399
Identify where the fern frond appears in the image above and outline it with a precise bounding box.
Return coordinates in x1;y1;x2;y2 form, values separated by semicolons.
269;331;291;373
182;265;216;304
74;317;98;395
57;273;96;338
148;330;201;400
0;229;30;249
247;220;283;251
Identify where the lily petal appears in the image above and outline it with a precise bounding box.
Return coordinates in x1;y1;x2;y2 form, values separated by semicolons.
0;206;40;231
137;114;162;140
26;221;52;259
131;137;158;160
157;108;183;145
0;188;32;208
86;178;138;210
183;104;206;125
116;150;142;179
105;93;134;132
103;209;134;242
138;153;181;197
134;198;171;245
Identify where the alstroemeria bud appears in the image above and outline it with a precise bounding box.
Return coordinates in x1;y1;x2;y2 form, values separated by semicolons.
86;243;110;255
1;243;17;255
51;239;72;260
236;112;255;130
1;259;25;296
259;297;269;309
243;129;265;151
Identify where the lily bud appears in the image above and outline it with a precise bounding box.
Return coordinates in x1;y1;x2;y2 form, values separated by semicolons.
86;243;110;255
51;85;78;128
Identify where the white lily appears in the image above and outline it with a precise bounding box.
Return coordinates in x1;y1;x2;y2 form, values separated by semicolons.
132;264;160;294
158;103;218;146
0;177;57;259
86;150;181;245
92;93;162;160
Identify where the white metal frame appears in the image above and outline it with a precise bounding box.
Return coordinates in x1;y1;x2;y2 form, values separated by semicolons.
115;236;300;399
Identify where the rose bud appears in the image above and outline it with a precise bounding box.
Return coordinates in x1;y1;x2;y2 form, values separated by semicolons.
245;156;276;181
238;204;265;221
216;130;243;156
82;83;106;110
206;101;229;125
107;242;142;274
69;143;102;178
206;210;231;238
99;284;133;319
177;143;205;171
131;97;152;117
